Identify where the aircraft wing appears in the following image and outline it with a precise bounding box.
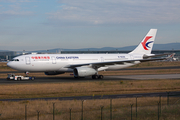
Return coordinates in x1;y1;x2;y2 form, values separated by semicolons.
65;57;166;69
65;53;175;69
143;53;173;59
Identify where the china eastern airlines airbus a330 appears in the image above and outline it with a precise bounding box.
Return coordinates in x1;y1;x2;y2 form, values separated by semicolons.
7;29;170;79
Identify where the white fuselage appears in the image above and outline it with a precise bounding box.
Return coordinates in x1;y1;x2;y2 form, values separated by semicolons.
6;29;159;78
7;53;142;72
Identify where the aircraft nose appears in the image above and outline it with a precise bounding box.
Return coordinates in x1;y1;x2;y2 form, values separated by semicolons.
7;62;10;67
7;62;13;68
7;61;22;71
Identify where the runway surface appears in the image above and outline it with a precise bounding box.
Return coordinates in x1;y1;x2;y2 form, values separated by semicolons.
0;66;180;84
0;74;180;84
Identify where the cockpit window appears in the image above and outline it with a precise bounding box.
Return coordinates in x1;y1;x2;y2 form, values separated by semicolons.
13;59;19;61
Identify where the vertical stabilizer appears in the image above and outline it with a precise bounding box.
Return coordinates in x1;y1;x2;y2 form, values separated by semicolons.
129;29;157;54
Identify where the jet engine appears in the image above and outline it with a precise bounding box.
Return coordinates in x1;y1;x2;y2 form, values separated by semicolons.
73;67;97;78
44;71;65;75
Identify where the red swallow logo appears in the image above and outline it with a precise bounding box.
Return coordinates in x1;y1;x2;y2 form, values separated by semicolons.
141;36;153;50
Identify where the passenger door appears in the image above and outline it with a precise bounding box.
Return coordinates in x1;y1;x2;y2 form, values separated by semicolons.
25;57;31;65
51;56;56;64
101;57;104;62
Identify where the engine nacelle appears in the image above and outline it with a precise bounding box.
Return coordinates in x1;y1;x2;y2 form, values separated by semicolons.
44;71;65;75
73;67;97;77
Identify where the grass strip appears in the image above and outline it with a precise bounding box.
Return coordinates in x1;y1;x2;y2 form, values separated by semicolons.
0;79;180;99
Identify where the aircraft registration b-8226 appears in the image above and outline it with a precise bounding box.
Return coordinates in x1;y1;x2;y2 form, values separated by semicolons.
7;29;170;79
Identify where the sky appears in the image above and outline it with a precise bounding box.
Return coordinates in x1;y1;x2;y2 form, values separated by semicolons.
0;0;180;51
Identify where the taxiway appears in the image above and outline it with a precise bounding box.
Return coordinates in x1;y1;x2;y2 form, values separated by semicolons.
0;74;179;84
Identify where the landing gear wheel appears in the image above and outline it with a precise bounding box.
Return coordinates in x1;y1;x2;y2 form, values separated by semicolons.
25;71;29;76
17;77;21;81
31;77;35;81
98;75;104;79
92;75;103;79
92;75;98;79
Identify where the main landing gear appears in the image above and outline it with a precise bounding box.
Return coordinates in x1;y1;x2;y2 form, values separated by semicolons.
92;75;104;79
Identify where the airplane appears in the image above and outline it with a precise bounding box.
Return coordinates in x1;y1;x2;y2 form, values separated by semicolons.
7;29;170;79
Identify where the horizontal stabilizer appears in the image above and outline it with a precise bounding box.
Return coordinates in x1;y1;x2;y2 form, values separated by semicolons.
143;53;172;59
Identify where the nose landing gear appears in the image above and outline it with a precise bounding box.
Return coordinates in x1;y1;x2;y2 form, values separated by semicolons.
24;71;35;80
25;71;29;76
